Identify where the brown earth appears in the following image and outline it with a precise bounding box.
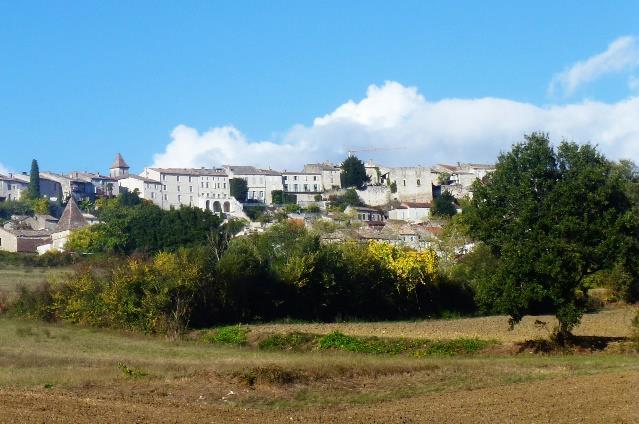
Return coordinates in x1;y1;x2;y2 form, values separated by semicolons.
2;371;637;423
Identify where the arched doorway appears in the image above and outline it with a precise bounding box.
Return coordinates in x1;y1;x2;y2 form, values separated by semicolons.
205;200;210;211
213;201;222;213
223;201;230;213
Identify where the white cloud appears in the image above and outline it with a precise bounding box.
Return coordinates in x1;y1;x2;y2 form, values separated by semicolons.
152;81;639;170
630;75;639;93
549;36;639;97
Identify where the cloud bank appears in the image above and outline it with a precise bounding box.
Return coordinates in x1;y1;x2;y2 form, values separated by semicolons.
152;81;639;170
549;35;639;97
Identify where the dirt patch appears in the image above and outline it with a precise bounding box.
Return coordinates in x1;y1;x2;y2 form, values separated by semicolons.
1;371;637;423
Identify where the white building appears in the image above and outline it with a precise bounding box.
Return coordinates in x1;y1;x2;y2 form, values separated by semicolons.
117;174;164;206
142;167;231;210
388;202;432;223
223;165;283;205
282;171;323;202
302;163;342;191
0;174;27;201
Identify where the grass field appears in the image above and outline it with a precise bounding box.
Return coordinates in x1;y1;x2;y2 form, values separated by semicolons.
0;265;72;298
249;306;637;344
1;306;638;423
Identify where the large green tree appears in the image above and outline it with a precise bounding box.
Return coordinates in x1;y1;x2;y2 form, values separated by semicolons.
431;191;458;218
27;159;40;200
465;133;638;340
230;178;248;202
340;155;370;189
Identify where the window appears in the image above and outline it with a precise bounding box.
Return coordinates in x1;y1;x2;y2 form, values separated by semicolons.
313;184;318;191
417;179;421;186
164;194;168;200
293;176;298;181
189;186;193;192
201;182;204;188
403;179;406;187
177;176;180;182
162;175;166;181
294;184;298;191
178;195;181;202
151;192;156;199
223;183;226;189
303;184;308;191
206;182;209;188
313;176;317;181
163;185;167;190
188;176;192;182
177;186;180;192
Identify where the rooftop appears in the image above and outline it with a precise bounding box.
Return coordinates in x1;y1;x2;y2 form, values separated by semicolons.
55;198;89;232
148;167;227;177
224;165;281;176
111;153;130;169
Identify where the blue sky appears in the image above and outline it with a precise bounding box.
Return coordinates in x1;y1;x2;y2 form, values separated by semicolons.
1;1;639;174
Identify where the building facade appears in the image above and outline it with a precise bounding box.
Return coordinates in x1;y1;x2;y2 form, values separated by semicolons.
223;165;283;204
142;167;231;210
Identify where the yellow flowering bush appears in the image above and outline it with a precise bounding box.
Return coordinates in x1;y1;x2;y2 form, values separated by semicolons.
367;241;438;293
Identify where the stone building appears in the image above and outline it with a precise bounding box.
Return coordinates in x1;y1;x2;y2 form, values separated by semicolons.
223;165;283;205
282;171;323;202
117;174;163;206
109;153;130;178
0;174;28;201
0;227;51;253
142;167;231;210
302;163;342;191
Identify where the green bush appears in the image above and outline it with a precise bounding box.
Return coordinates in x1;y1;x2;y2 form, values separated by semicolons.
258;332;317;351
8;282;55;321
318;331;423;355
204;325;249;345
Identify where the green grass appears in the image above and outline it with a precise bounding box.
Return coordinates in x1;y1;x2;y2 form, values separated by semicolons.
0;265;72;296
203;325;250;345
257;330;495;356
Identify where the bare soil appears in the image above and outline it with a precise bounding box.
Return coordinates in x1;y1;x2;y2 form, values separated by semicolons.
1;371;637;423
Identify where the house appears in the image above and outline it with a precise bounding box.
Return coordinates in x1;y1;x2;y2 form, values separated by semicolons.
388;202;432;223
223;165;283;204
70;172;119;197
0;227;51;253
282;171;323;202
11;172;64;201
344;206;385;224
117;174;163;206
0;174;28;201
142;167;231;210
302;163;342;191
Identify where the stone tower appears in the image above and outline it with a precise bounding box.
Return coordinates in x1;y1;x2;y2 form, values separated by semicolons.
109;153;130;178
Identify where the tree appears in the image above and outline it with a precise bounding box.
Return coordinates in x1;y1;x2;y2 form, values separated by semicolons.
464;133;638;341
230;178;248;202
27;159;40;200
329;188;364;211
340;155;370;189
431;191;458;218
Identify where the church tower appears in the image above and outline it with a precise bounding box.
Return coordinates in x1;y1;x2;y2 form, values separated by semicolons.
109;153;130;178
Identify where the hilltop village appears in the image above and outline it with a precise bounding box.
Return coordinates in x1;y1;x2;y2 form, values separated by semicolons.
0;153;493;254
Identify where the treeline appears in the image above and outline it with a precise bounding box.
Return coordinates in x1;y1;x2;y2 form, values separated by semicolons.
11;222;475;334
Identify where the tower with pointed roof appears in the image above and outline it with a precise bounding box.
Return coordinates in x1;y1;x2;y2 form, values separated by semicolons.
109;153;130;178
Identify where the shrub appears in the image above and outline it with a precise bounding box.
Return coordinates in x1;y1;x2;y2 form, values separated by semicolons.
8;282;55;321
204;325;249;345
258;332;317;351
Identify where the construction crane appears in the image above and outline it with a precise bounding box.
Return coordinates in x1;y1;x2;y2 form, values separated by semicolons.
347;146;405;157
